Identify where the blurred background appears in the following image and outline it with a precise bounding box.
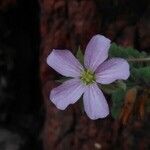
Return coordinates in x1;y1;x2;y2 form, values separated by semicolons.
0;0;43;149
0;0;150;150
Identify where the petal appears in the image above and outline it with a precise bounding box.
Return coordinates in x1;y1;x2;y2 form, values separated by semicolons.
95;58;130;84
84;35;111;71
50;78;85;110
47;50;84;77
83;83;109;120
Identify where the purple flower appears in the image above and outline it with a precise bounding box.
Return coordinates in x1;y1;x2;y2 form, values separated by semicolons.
47;35;130;120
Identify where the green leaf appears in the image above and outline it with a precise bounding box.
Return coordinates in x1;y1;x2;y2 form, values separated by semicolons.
111;88;126;119
101;84;118;94
131;67;150;84
109;43;147;59
55;77;72;83
116;80;127;91
76;46;84;64
100;81;126;94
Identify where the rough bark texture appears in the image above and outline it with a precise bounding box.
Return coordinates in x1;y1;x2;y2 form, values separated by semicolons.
0;0;149;149
39;0;150;150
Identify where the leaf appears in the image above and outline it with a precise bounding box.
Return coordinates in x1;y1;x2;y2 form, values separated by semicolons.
101;84;118;94
111;88;126;119
76;46;84;64
100;81;126;94
131;67;150;84
55;77;71;83
116;80;127;91
109;43;147;59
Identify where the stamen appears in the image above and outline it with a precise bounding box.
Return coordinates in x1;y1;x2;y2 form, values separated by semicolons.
80;69;95;85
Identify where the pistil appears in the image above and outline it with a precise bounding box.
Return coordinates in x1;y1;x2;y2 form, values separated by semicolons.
80;69;95;85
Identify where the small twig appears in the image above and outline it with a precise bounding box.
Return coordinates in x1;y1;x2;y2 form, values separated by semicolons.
127;57;150;62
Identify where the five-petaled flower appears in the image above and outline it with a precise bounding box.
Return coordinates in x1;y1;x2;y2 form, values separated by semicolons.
47;35;130;120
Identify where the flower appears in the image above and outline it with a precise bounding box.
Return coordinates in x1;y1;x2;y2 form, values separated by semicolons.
47;35;130;120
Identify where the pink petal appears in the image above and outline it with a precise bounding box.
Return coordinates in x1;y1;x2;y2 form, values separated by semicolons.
84;35;111;72
83;83;109;120
47;50;84;77
95;58;130;84
50;79;85;110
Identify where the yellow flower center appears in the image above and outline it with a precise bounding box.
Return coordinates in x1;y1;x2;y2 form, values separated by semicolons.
80;69;95;85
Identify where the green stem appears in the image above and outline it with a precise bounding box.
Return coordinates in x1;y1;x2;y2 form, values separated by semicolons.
127;57;150;62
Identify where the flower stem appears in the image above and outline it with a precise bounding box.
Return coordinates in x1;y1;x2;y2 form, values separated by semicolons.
127;57;150;62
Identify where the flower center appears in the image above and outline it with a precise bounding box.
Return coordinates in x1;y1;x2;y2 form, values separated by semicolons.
80;69;95;85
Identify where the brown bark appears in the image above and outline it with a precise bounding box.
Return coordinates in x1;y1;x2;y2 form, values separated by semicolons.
39;0;150;149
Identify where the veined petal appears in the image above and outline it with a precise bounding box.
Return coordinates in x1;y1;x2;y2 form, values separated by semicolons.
50;79;85;110
95;58;130;84
83;83;109;120
47;50;84;77
84;35;111;72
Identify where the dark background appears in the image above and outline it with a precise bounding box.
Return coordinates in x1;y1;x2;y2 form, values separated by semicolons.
0;0;43;149
0;0;150;150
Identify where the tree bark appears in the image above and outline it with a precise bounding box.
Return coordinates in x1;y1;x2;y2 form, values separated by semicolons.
39;0;150;149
